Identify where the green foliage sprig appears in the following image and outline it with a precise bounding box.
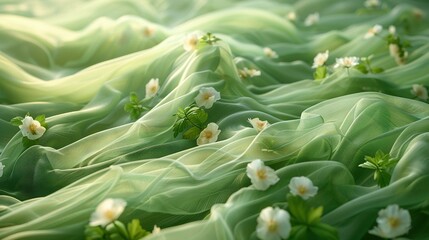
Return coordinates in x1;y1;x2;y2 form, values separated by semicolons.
85;219;150;240
287;194;338;240
355;56;384;74
200;32;220;45
359;150;398;188
124;92;149;120
173;104;208;140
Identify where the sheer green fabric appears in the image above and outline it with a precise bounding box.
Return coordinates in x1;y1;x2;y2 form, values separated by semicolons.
0;0;429;239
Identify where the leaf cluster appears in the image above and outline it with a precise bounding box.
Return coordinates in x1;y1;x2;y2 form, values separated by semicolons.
287;194;338;240
124;92;149;120
197;32;221;49
173;104;208;140
355;57;384;74
359;150;398;187
85;219;150;240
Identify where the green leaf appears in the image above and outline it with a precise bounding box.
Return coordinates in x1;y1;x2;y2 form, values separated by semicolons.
106;221;129;240
290;225;308;240
371;67;384;73
309;223;339;240
308;206;323;224
22;137;37;148
10;117;23;126
358;161;377;170
127;219;150;240
287;194;308;224
183;126;201;140
35;115;46;127
85;225;106;240
313;66;327;80
354;63;368;74
377;171;391;188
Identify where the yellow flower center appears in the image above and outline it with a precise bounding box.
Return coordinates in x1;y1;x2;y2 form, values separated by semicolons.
103;209;116;221
29;123;38;135
203;130;213;139
257;169;267;180
257;121;265;129
297;185;308;195
203;92;212;101
388;217;400;229
267;219;278;232
150;85;158;93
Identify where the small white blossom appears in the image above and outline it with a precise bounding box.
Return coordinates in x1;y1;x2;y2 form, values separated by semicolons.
369;204;411;239
334;56;360;69
364;24;383;39
264;47;278;59
152;225;161;234
197;122;221;145
411;84;428;101
312;50;329;68
389;25;396;35
288;176;318;200
239;67;261;79
90;198;127;227
246;159;279;191
365;0;381;8
19;116;46;140
256;207;291;240
0;162;4;177
287;12;297;21
145;78;160;98
183;33;200;52
304;12;319;26
389;44;408;65
194;87;221;109
248;118;269;132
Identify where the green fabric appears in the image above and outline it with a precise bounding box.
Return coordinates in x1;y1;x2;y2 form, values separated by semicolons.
0;0;429;239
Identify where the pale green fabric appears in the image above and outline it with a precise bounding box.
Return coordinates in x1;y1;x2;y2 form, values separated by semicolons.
0;0;429;239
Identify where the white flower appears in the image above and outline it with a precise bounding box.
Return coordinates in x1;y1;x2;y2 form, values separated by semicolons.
256;207;291;240
183;33;200;52
0;162;4;178
312;50;329;68
264;47;278;59
248;118;269;132
152;225;161;234
369;204;411;239
304;12;319;26
287;12;297;21
389;25;396;35
389;44;408;65
288;176;318;200
365;0;381;8
19;116;46;140
411;84;428;101
364;24;383;39
246;159;279;191
196;123;221;145
145;78;160;98
89;198;127;227
239;67;261;79
334;56;360;69
194;87;221;109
